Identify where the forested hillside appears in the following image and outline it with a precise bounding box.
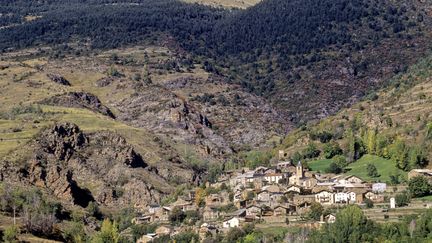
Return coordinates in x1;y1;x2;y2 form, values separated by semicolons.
1;0;431;123
276;53;432;183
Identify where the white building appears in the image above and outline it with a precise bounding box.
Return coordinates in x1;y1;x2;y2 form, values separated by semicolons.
315;191;334;205
264;173;284;184
372;183;387;193
334;191;356;204
223;217;241;228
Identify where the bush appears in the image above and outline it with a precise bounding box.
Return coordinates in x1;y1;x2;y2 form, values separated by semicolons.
408;176;432;198
308;202;324;221
364;198;374;208
326;162;343;174
366;163;380;178
395;192;410;207
303;143;320;159
3;225;19;243
172;231;199;243
323;142;343;159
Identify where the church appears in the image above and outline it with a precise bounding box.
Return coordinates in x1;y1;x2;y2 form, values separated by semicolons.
289;161;318;189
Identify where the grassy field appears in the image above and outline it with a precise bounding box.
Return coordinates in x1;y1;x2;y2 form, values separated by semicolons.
307;155;407;183
345;155;407;183
307;158;333;172
417;195;432;201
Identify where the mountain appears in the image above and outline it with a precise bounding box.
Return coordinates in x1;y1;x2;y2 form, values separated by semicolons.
1;0;431;124
0;0;432;240
277;54;432;181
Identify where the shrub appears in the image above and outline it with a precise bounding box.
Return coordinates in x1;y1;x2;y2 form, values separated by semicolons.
408;176;432;198
364;198;374;208
323;142;343;159
395;192;410;207
326;162;343;174
3;225;19;243
302;143;320;159
366;163;380;178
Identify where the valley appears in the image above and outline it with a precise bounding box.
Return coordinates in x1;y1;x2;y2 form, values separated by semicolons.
0;0;431;242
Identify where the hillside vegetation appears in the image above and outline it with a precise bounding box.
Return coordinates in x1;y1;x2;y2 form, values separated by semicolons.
278;53;432;183
1;0;431;123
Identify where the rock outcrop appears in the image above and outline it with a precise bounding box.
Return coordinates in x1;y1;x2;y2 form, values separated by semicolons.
4;123;171;209
47;73;71;86
40;92;116;118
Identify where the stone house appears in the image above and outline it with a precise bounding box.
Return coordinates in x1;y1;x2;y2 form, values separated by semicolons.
154;206;171;222
365;191;385;203
262;185;281;193
203;207;221;221
257;190;271;202
408;169;432;183
302;177;318;189
246;205;262;217
315;190;334;205
335;175;364;185
137;233;158;243
273;205;294;217
205;194;224;208
286;185;302;194
171;198;195;212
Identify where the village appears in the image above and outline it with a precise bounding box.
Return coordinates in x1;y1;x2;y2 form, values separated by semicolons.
133;151;432;242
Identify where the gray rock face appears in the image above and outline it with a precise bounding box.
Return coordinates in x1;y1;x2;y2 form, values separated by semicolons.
37;123;87;161
40;92;116;118
6;123;171;208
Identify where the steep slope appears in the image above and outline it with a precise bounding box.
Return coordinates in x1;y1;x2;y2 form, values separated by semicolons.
277;54;432;181
0;43;289;211
206;0;432;122
1;0;431;125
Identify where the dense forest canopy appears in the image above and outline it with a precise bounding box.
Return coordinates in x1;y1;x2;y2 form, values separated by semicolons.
0;0;421;54
1;0;430;122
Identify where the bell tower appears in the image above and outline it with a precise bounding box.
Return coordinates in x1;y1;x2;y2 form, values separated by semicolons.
296;161;304;185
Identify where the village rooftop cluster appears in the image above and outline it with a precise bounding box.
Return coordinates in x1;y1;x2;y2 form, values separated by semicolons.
129;151;432;242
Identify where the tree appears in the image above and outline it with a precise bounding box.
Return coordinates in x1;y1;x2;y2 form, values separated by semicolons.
303;143;320;159
172;231;199;243
323;142;343;159
3;225;19;243
366;163;380;178
314;206;377;243
308;202;324;221
366;128;377;155
326;162;343;174
408;176;432;198
243;233;260;243
224;227;245;243
389;171;402;185
62;221;86;243
91;219;120;243
390;139;409;171
408;146;428;169
195;187;206;207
